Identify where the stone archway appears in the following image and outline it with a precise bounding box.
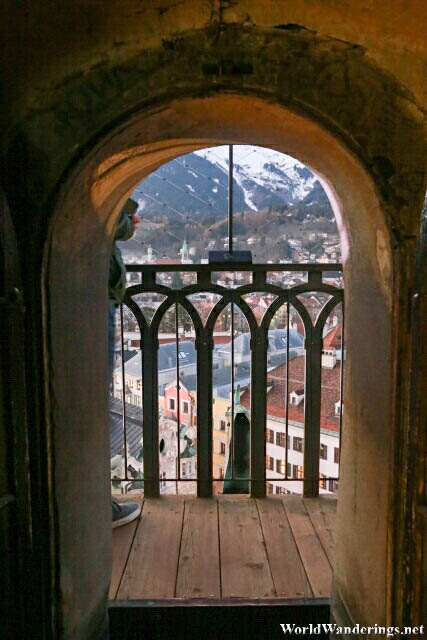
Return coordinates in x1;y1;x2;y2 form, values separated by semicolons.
39;25;425;639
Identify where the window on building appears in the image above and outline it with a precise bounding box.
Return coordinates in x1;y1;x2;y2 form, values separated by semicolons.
220;419;226;431
266;428;274;444
182;401;189;414
128;379;133;388
293;436;303;452
182;462;187;477
266;456;274;471
293;464;303;479
319;473;327;489
169;397;175;410
320;444;328;460
276;432;290;448
137;379;141;390
329;479;338;493
219;466;225;479
267;483;274;495
276;459;286;475
334;447;340;464
220;442;226;456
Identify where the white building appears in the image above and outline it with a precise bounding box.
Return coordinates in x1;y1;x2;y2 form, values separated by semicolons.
241;352;341;495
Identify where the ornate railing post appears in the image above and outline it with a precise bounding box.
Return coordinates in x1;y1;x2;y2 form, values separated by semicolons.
303;270;324;497
196;327;214;497
142;325;160;497
251;325;268;498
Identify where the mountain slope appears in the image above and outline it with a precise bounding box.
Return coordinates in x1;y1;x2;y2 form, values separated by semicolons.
132;146;332;221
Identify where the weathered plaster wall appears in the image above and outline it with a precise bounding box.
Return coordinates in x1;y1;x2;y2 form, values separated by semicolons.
85;96;397;630
2;24;425;230
48;86;423;638
1;0;426;120
0;4;425;639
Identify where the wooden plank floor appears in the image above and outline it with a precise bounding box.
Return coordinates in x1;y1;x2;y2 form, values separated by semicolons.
110;495;336;600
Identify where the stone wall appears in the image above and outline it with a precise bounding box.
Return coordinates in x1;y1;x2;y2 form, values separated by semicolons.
0;3;425;638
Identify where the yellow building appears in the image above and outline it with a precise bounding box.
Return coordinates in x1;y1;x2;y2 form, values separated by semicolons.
212;395;232;494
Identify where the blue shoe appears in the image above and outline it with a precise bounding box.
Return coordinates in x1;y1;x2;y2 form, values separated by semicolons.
112;499;141;528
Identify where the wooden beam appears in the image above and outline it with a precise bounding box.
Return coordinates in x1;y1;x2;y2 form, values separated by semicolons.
109;496;144;599
218;498;275;598
176;499;220;598
283;497;332;597
117;498;184;599
256;498;313;598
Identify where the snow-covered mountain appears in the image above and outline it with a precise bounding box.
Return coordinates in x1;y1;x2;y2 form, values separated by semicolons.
195;146;316;209
132;145;328;220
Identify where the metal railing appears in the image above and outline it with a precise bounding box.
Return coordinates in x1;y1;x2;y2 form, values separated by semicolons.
112;262;344;498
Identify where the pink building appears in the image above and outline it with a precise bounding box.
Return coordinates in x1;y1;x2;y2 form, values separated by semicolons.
163;379;196;428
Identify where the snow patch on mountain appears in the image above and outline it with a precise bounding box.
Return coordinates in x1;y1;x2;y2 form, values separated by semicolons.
195;145;317;208
132;144;330;223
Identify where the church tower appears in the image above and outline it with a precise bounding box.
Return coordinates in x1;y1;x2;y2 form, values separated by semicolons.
179;237;192;264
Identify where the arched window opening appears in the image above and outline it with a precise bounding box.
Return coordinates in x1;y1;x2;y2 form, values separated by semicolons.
110;145;344;500
126;145;341;266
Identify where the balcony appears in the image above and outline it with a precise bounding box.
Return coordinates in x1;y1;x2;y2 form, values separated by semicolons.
110;262;343;612
110;262;343;499
110;494;336;601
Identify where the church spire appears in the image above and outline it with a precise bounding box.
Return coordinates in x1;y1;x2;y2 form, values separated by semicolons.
179;235;191;263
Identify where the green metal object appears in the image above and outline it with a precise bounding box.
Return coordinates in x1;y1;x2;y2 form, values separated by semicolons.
223;385;250;494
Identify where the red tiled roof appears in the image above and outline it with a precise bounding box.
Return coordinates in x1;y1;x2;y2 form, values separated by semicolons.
240;355;341;432
323;324;342;348
154;258;181;264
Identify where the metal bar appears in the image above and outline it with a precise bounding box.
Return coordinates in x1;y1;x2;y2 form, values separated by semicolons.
141;325;160;497
196;328;213;497
251;324;268;497
303;320;323;498
338;301;345;474
119;304;129;482
228;144;233;252
115;477;203;483
285;298;290;479
127;263;343;273
230;302;235;479
175;302;181;494
263;477;340;482
113;475;339;482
